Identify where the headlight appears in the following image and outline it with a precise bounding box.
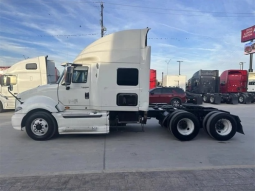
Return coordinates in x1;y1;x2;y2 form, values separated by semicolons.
15;106;22;112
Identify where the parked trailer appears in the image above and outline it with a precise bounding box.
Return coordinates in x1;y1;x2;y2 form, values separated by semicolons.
7;28;244;142
187;69;253;104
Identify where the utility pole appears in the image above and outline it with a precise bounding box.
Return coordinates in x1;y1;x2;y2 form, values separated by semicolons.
239;62;245;70
249;54;253;72
165;59;171;75
162;72;163;86
100;2;105;37
177;61;183;75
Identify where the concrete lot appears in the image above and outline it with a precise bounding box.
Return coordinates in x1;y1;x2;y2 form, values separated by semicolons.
0;103;255;178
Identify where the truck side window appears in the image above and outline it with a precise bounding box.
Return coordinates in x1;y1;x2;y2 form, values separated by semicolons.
72;70;88;83
117;68;138;86
26;63;37;70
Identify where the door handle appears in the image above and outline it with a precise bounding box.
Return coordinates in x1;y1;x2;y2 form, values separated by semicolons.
85;92;89;99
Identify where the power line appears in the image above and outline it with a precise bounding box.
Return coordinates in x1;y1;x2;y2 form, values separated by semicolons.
107;7;255;17
102;2;255;15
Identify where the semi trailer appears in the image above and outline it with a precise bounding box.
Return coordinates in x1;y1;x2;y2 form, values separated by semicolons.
187;69;253;104
7;28;244;142
0;56;60;112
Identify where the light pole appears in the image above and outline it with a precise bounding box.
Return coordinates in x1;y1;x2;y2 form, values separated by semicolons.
165;59;171;75
177;61;183;75
239;62;245;70
162;72;164;86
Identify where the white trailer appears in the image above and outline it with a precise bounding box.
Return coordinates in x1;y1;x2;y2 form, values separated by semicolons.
0;56;59;112
7;28;244;142
163;75;186;91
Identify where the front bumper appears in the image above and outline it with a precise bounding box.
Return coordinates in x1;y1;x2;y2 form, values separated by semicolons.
11;113;25;130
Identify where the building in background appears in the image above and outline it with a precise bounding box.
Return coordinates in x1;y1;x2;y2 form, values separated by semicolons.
163;75;187;91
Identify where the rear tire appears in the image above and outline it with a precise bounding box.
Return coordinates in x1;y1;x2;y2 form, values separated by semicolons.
202;111;219;135
238;95;245;104
209;95;215;104
206;112;237;141
25;111;58;141
162;110;187;129
0;102;3;113
203;95;209;103
169;112;200;141
170;99;181;108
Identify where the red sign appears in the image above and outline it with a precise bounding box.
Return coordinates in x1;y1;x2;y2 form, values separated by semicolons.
241;25;255;42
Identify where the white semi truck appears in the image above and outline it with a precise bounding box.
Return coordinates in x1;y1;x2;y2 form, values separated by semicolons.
0;56;59;112
247;72;255;102
7;28;244;142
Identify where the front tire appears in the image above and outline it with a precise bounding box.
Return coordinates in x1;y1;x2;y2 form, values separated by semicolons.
169;112;200;141
25;111;58;141
0;102;3;113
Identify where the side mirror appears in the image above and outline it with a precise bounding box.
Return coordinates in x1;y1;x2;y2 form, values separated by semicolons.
150;92;154;95
65;66;73;86
8;85;13;91
6;76;17;86
6;76;11;86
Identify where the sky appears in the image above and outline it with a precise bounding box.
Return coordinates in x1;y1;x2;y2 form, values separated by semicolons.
0;0;254;81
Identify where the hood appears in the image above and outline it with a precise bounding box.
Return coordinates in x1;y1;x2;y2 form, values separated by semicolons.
18;84;58;102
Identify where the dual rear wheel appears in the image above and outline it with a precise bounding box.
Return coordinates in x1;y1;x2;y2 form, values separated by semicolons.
203;111;237;141
167;111;200;141
166;110;237;141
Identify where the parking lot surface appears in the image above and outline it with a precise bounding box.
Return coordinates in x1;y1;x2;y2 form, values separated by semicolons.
0;103;254;190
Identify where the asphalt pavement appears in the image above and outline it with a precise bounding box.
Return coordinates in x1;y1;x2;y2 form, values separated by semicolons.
0;104;254;190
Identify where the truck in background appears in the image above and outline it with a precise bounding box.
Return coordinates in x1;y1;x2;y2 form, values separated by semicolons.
150;69;156;89
0;56;59;112
187;69;253;104
247;72;255;102
7;28;244;142
163;75;186;91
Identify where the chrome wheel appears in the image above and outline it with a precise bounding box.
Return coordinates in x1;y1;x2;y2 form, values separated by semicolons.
210;96;215;103
31;118;49;136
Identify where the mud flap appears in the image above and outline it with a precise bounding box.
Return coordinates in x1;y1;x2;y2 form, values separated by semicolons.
214;95;221;104
243;95;251;104
232;115;244;134
230;94;238;104
194;96;203;104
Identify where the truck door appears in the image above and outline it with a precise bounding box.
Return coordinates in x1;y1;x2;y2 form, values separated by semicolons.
58;66;90;109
